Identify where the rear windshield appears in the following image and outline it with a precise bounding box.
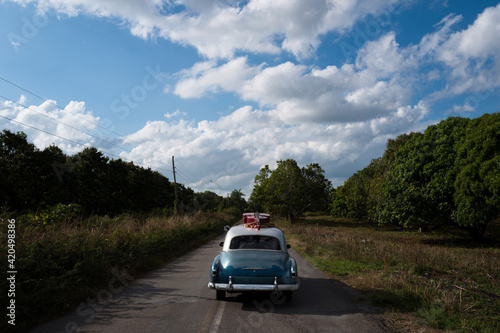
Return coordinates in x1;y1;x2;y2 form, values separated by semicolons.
229;235;281;250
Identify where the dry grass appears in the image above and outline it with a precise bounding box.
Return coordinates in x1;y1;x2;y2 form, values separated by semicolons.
279;216;500;332
1;211;237;332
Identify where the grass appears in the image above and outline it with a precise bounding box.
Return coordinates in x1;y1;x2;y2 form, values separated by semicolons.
0;211;237;332
278;216;500;333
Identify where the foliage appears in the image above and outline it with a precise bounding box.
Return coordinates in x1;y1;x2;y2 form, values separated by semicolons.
331;114;499;239
26;203;84;225
454;114;500;239
382;117;469;230
249;159;332;222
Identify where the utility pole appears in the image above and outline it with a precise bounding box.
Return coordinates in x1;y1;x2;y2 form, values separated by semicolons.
172;156;179;214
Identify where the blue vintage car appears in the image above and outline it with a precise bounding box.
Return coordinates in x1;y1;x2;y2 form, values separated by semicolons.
208;214;299;300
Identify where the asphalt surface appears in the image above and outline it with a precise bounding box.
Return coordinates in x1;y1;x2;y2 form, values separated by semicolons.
32;234;390;333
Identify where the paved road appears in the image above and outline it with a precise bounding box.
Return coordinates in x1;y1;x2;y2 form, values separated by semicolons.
32;234;390;333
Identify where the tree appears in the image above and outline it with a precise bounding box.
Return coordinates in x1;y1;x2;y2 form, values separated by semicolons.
0;130;70;212
227;189;247;212
69;147;110;214
193;191;223;212
1;130;37;211
302;163;332;212
248;165;272;212
379;118;469;230
454;113;499;239
267;159;306;222
250;159;332;223
330;186;348;218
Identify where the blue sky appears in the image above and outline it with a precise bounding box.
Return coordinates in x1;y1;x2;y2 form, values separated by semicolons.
1;0;499;197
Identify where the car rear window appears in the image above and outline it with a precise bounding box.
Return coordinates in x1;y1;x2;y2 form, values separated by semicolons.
229;235;281;250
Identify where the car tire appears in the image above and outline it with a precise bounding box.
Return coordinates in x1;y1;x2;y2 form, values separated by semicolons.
216;290;225;300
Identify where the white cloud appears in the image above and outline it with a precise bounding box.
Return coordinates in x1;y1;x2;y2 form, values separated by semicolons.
9;0;403;59
355;32;415;77
164;109;187;119
174;57;263;98
174;36;415;124
0;97;103;155
418;4;500;98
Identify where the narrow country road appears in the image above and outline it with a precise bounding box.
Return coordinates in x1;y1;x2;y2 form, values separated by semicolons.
32;234;390;333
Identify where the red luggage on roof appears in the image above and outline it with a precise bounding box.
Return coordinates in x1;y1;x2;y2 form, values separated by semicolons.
242;212;273;229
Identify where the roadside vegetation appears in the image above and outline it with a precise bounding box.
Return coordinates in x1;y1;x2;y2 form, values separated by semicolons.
279;215;500;333
0;210;237;332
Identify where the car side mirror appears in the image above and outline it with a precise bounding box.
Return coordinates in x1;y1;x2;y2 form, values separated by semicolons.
287;244;291;249
219;242;224;247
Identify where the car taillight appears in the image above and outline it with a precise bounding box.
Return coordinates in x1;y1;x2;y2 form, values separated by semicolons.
291;267;297;280
212;269;217;278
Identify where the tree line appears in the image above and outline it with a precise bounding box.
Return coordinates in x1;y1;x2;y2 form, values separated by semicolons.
3;112;498;236
0;130;245;217
330;113;499;239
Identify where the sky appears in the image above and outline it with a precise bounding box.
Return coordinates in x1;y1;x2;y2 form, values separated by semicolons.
1;0;499;198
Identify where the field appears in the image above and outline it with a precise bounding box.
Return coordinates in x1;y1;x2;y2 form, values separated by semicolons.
1;211;236;332
278;216;500;333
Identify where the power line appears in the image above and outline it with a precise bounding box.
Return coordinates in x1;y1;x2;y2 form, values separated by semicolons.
176;159;203;185
0;113;175;173
0;94;134;153
0;75;142;145
0;75;185;182
0;92;173;174
0;113;89;148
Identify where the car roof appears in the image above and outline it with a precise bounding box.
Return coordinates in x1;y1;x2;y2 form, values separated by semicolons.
222;225;287;252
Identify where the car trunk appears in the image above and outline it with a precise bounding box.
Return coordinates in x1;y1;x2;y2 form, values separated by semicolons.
220;250;288;279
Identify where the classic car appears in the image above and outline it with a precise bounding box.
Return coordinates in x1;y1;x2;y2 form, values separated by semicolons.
208;213;299;300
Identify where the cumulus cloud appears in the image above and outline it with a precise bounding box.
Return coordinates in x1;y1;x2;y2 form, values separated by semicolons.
418;4;500;99
0;97;104;155
174;33;415;124
174;57;264;98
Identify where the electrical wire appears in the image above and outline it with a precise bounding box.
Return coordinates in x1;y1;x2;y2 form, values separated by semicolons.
0;94;134;153
0;75;141;144
0;83;174;174
0;76;202;186
0;113;178;174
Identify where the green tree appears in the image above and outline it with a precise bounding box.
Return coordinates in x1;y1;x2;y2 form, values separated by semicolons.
69;147;110;214
248;165;272;212
0;130;37;211
0;130;71;212
193;191;223;212
454;113;499;239
330;186;348;217
227;189;247;212
250;159;331;223
380;118;469;230
302;163;332;213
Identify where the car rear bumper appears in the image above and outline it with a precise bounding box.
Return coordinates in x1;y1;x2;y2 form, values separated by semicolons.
208;276;299;292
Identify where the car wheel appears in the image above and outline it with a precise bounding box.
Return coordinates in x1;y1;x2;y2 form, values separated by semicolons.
216;290;225;300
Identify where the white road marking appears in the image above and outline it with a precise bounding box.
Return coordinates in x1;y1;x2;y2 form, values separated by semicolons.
209;301;226;333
